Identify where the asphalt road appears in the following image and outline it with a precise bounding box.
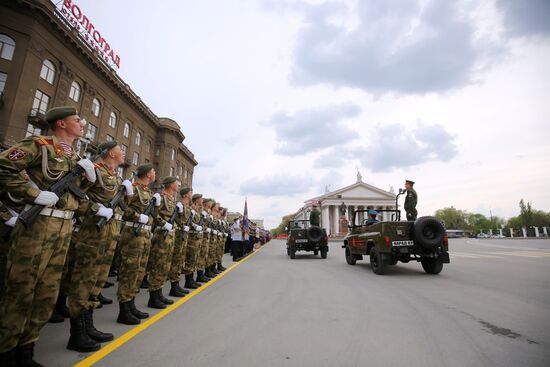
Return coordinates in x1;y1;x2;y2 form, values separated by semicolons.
36;238;550;367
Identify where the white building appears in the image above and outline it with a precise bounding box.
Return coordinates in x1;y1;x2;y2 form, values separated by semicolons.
294;173;397;236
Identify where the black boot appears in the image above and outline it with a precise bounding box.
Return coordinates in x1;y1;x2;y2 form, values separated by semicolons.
169;282;187;297
159;289;174;305
102;281;114;288
211;265;221;275
108;266;118;277
84;309;114;343
55;294;70;318
98;293;113;305
0;349;14;367
217;263;227;271
184;273;199;289
14;343;43;367
140;275;150;289
67;313;101;352
148;290;166;309
117;301;140;325
205;266;216;278
129;298;149;319
196;270;209;283
48;308;65;323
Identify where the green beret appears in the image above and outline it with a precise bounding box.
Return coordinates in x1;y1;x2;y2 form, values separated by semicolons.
45;106;78;125
97;141;118;156
162;176;178;185
136;163;154;176
203;198;212;204
405;180;415;185
180;187;191;196
210;200;217;206
192;193;202;202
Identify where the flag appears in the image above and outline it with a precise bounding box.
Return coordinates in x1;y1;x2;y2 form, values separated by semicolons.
243;198;249;230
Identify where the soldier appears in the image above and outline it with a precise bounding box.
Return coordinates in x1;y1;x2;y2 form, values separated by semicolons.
184;194;204;288
147;176;180;309
205;201;219;278
216;207;228;271
65;141;133;352
310;203;320;226
366;209;379;225
116;163;159;325
404;180;418;221
197;198;213;282
231;217;243;261
0;106;97;366
168;186;192;297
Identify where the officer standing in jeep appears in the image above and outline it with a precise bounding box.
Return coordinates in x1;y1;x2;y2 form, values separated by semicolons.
404;180;418;221
309;203;320;226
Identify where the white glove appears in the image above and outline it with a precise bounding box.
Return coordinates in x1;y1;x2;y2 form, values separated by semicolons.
163;222;173;231
213;230;218;235
139;214;149;224
96;204;113;221
191;209;196;216
176;202;184;214
183;225;190;232
77;158;97;183
121;180;134;196
153;193;161;207
206;228;211;233
194;225;202;232
5;216;17;227
34;191;59;207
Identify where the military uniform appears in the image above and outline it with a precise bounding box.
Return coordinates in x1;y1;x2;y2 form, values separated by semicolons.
168;189;191;295
185;194;205;286
404;180;418;221
310;207;320;226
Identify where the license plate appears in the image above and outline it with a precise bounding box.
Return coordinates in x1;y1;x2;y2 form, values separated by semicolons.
295;239;308;243
392;240;413;247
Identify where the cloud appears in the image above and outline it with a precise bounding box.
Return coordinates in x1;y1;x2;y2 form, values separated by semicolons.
240;174;315;196
265;103;360;156
281;0;494;94
313;148;351;168
495;0;550;38
354;122;458;172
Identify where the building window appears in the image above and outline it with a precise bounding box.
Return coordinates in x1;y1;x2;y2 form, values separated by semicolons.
39;59;56;84
68;81;81;102
25;123;42;137
145;140;151;153
123;123;130;138
184;169;188;179
91;98;101;117
179;165;183;176
106;134;114;142
108;111;117;128
171;148;175;160
170;167;174;176
0;72;6;93
120;144;127;156
86;123;97;141
155;145;160;157
132;152;139;165
0;34;16;61
31;89;50;115
135;131;141;146
117;166;124;178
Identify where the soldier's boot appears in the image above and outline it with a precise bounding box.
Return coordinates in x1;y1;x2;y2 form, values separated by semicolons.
159;289;174;305
169;282;187;297
55;294;71;318
14;343;43;367
184;273;199;289
196;270;210;283
117;301;141;325
85;310;114;343
205;266;216;278
148;289;167;309
129;298;149;319
217;263;227;271
102;281;114;288
67;313;101;352
210;265;221;275
98;293;113;305
108;266;118;277
140;274;150;289
48;308;65;323
0;349;15;367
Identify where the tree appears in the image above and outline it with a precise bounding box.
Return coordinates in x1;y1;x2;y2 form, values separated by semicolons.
434;207;467;229
466;213;492;233
519;199;533;227
271;214;293;235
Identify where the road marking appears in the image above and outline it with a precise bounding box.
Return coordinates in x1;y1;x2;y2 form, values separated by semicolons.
450;250;550;259
450;252;503;259
74;247;262;367
481;251;550;258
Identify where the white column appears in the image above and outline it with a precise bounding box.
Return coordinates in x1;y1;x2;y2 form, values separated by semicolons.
321;205;330;232
543;227;548;237
509;228;513;238
499;229;503;237
535;227;540;237
489;229;493;236
333;205;339;236
522;227;527;238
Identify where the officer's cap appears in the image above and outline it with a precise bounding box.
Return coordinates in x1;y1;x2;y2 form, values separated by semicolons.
180;187;191;196
203;198;212;204
368;209;378;215
192;193;203;202
97;141;118;157
45;106;78;126
162;176;178;185
136;163;154;177
405;180;415;185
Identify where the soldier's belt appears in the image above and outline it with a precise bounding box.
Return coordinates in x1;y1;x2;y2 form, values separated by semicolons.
124;221;152;231
24;205;75;220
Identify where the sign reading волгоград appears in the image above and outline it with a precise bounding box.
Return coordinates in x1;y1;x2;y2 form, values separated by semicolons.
52;0;121;70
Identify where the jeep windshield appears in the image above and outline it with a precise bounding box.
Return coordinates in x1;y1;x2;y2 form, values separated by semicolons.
351;209;401;227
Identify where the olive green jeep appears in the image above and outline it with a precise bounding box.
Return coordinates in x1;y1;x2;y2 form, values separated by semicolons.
286;220;328;259
342;209;449;274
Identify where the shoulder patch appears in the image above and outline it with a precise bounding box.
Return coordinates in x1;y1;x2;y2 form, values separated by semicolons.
8;148;28;161
34;137;54;146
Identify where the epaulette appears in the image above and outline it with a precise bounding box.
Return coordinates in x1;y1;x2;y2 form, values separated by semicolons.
34;137;54;146
94;163;103;169
133;182;140;186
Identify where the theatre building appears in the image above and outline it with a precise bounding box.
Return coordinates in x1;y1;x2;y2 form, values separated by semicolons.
0;0;197;186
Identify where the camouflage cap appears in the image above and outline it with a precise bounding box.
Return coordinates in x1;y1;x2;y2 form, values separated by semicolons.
203;198;212;204
162;176;178;185
192;193;203;202
97;140;118;156
180;187;191;196
136;163;154;176
45;106;78;125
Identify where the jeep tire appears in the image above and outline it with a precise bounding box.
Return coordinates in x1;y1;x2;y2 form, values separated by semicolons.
414;216;446;249
421;258;443;274
321;247;328;259
370;248;386;275
307;226;323;242
345;246;357;265
289;246;296;259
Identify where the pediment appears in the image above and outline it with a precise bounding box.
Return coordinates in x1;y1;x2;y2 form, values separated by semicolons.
321;182;395;200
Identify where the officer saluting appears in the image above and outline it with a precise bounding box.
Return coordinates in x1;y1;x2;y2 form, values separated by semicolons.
0;106;96;367
404;179;418;221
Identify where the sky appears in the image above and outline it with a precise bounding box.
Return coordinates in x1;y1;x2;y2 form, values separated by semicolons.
64;0;550;228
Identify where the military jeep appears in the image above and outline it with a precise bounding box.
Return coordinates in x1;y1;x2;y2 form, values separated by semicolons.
342;209;449;275
286;220;328;259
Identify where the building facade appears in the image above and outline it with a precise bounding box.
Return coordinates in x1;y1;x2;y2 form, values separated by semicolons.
0;0;197;186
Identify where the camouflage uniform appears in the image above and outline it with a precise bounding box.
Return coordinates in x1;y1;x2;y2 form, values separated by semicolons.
148;193;176;291
117;183;155;303
169;205;191;283
0;135;82;351
184;207;202;275
405;188;418;221
0;191;25;294
198;209;212;271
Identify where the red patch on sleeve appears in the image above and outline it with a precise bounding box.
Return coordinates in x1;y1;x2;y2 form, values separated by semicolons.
8;149;27;161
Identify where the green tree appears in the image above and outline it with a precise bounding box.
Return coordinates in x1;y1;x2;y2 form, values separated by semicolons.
271;214;293;235
434;207;467;229
466;213;492;233
519;199;533;227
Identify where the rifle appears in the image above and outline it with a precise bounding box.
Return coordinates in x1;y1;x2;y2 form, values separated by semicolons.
95;172;134;231
18;165;87;228
134;196;156;236
162;204;179;238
